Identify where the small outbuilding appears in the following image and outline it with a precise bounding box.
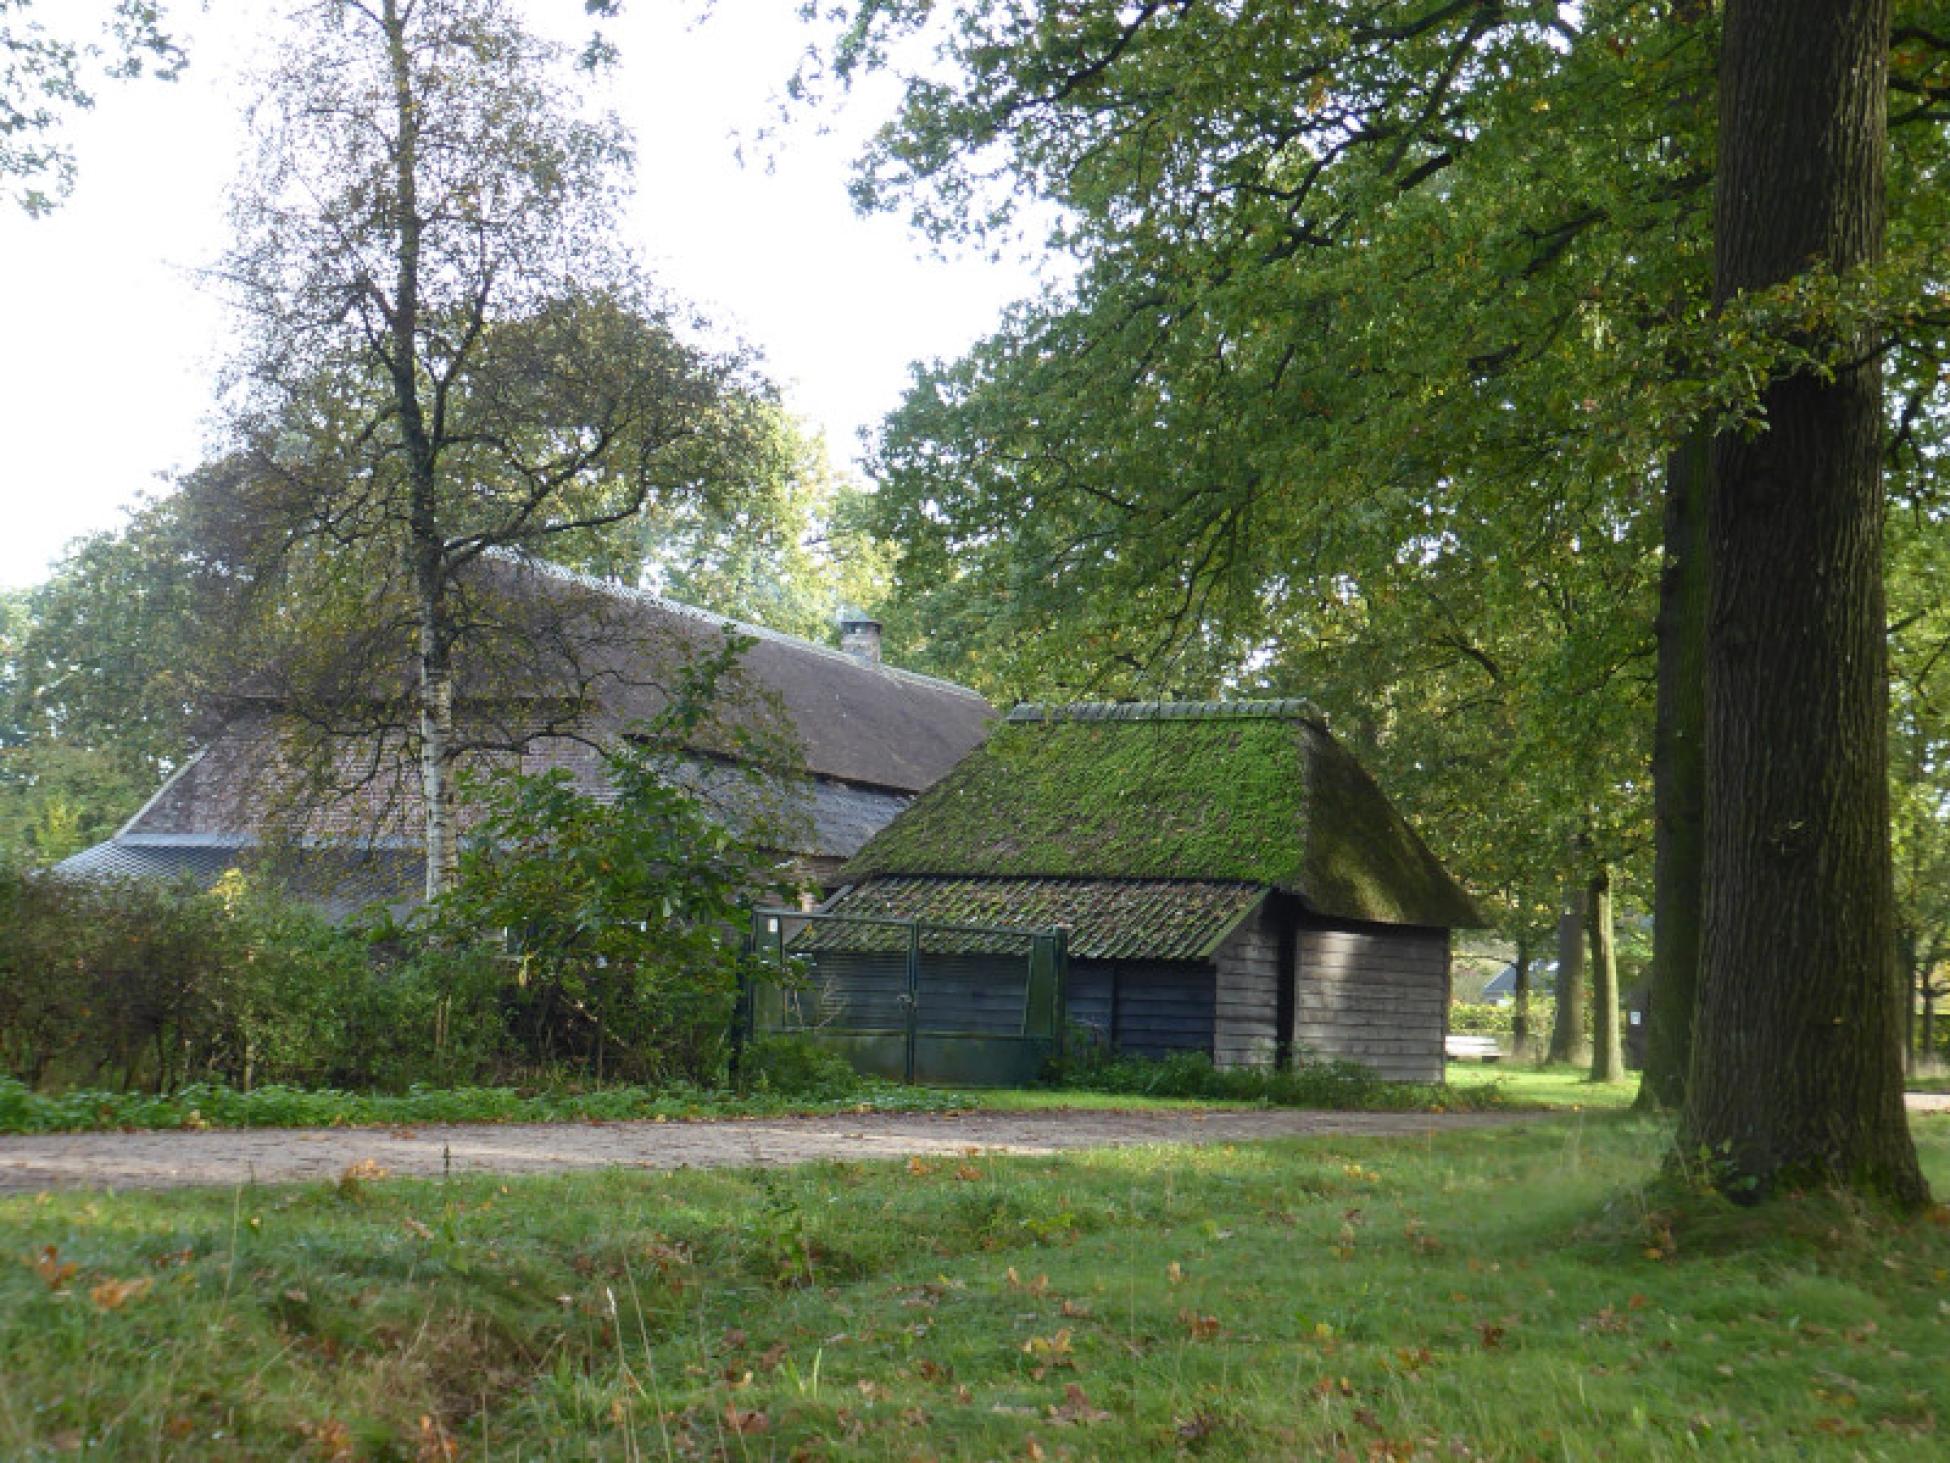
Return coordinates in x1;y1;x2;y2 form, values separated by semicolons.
812;700;1481;1082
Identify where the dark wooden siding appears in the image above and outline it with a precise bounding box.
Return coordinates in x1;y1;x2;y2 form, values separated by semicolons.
1212;900;1281;1068
789;951;1032;1037
1110;962;1214;1059
1061;960;1215;1060
1294;922;1449;1082
1065;962;1114;1043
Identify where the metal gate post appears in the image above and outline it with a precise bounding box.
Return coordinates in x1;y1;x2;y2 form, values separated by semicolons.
904;918;921;1084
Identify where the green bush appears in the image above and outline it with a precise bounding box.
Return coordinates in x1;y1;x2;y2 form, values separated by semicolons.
0;860;374;1093
1047;1045;1483;1111
0;650;806;1099
737;1036;867;1101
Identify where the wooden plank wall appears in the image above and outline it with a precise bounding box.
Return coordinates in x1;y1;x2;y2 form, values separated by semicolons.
1295;923;1449;1082
1112;962;1215;1059
1212;901;1281;1068
1065;963;1114;1044
1064;961;1215;1059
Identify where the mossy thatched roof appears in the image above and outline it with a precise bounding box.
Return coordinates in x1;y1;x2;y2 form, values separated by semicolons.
844;701;1482;929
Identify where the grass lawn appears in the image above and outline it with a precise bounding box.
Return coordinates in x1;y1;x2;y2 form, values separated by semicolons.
4;1113;1947;1459
0;1059;1602;1137
1440;1063;1643;1112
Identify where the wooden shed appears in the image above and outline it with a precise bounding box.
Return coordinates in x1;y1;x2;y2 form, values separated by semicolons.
814;700;1481;1082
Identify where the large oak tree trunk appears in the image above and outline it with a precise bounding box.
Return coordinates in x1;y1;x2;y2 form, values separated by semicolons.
1588;865;1625;1083
1682;0;1925;1203
1640;434;1708;1110
1548;885;1588;1065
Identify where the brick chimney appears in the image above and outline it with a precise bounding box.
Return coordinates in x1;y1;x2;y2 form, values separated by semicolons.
839;614;883;665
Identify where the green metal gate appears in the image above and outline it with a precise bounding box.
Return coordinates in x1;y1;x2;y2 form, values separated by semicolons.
743;909;1068;1086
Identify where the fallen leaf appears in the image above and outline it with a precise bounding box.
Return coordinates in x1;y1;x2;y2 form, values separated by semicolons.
1046;1381;1112;1426
340;1158;389;1185
1178;1309;1221;1340
31;1245;77;1291
722;1402;769;1435
87;1276;152;1311
1167;1261;1185;1285
1175;1409;1221;1443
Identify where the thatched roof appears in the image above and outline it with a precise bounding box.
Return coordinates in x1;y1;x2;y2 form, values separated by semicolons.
229;554;993;797
844;700;1481;929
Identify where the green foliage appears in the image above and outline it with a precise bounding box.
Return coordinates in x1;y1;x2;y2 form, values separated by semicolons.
736;1036;868;1102
0;0;184;213
424;643;802;1086
1047;1046;1501;1113
0;1075;968;1135
0;859;371;1092
0;515;210;865
561;405;897;644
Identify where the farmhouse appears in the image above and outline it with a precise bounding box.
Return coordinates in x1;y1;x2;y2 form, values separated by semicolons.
58;559;993;913
804;700;1480;1081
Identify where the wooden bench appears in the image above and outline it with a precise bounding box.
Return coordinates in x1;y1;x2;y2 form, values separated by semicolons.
1445;1033;1502;1063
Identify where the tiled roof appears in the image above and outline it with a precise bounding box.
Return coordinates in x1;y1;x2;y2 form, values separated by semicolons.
801;876;1267;961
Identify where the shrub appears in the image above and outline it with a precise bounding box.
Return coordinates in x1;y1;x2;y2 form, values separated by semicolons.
1047;1045;1464;1111
423;649;802;1087
737;1036;865;1101
0;860;380;1093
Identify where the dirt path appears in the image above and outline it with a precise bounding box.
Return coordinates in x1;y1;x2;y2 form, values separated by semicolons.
0;1107;1530;1194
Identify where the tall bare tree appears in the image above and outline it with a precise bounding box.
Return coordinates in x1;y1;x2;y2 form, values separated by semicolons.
214;0;767;896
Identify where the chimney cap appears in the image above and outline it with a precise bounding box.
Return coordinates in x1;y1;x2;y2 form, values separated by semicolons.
838;612;884;665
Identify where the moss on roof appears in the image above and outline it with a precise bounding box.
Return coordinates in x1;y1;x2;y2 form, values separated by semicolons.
844;702;1482;929
806;876;1267;961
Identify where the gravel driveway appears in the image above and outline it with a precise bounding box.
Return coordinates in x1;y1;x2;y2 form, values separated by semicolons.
0;1107;1528;1194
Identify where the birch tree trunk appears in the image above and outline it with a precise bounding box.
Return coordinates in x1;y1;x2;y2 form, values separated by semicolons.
1682;0;1925;1203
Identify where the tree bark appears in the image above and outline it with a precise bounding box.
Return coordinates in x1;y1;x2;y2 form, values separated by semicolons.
1640;432;1708;1110
1511;936;1533;1061
1548;885;1588;1065
1588;865;1625;1083
1682;0;1925;1203
382;0;459;900
1900;927;1917;1073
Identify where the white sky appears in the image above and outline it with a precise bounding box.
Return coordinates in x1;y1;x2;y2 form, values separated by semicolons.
0;0;1045;589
